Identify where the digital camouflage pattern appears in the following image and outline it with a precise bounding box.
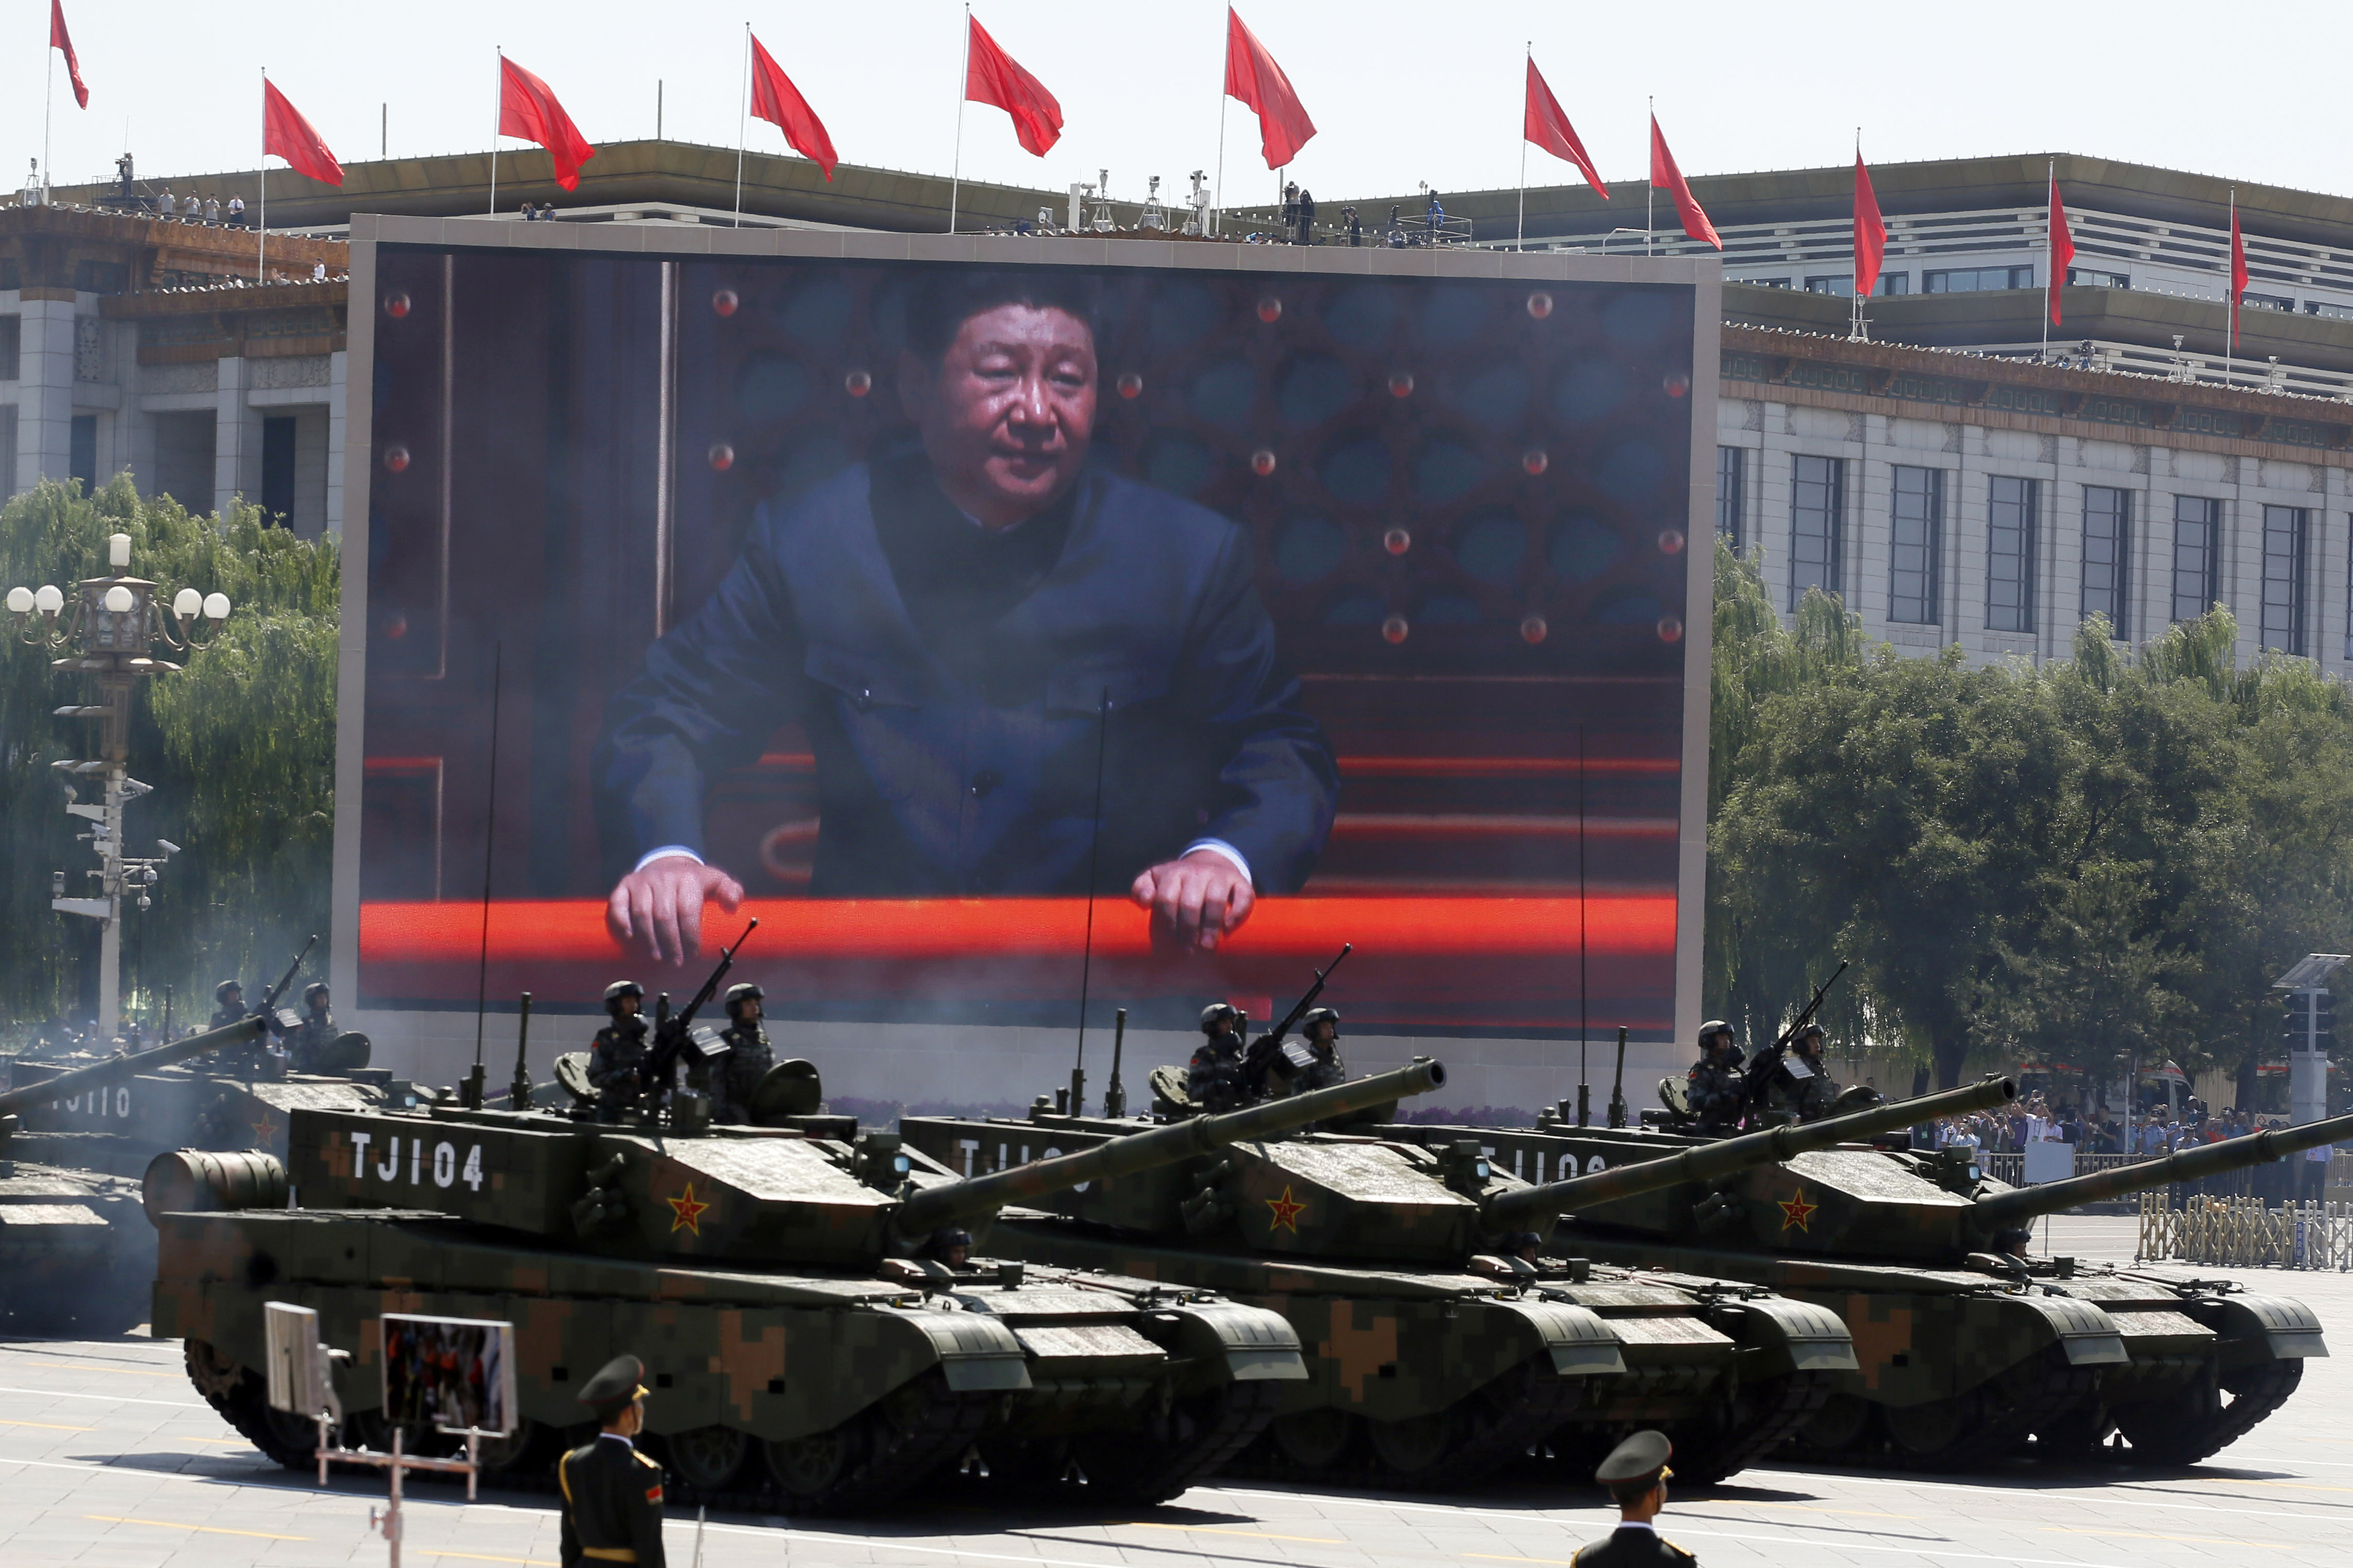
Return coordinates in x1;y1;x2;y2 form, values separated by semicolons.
147;1061;1440;1514
898;1084;1993;1487
1382;1099;2348;1469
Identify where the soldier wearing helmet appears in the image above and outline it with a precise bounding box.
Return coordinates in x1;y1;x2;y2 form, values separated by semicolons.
285;982;339;1073
207;979;247;1032
1188;1002;1250;1112
1764;1021;1843;1125
1289;1005;1348;1094
587;981;651;1123
1685;1020;1745;1136
711;981;772;1124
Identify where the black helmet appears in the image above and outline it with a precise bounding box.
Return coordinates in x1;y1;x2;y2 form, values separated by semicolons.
1698;1019;1734;1050
724;981;764;1015
302;982;329;1004
1794;1022;1826;1049
925;1226;972;1261
1302;1006;1339;1033
603;980;645;1014
214;979;243;1003
1199;1002;1239;1033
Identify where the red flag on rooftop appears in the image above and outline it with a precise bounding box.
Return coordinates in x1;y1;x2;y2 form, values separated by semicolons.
751;34;837;180
263;79;343;187
1225;8;1315;170
1524;58;1607;198
2048;169;2075;327
966;15;1062;157
1853;150;1886;299
499;55;596;191
1648;115;1720;249
2229;193;2249;352
50;0;87;110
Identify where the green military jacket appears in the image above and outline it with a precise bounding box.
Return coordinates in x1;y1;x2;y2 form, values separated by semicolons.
1573;1525;1696;1566
558;1434;666;1567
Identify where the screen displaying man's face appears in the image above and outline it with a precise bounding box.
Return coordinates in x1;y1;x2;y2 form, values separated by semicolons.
903;303;1099;529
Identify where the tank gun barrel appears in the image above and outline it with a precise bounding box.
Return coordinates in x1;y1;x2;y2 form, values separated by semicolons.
0;1014;269;1117
896;1057;1447;1236
1973;1110;2353;1227
1482;1075;2018;1228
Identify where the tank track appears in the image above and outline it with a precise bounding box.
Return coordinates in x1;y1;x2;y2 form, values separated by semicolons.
1844;1345;2096;1474
1669;1369;1836;1485
1227;1358;1590;1491
2110;1358;2304;1468
1087;1379;1282;1504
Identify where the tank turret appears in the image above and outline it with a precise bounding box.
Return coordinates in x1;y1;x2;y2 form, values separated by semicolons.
0;1013;266;1133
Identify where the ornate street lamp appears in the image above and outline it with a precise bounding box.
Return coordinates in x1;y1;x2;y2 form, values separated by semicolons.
7;531;232;1038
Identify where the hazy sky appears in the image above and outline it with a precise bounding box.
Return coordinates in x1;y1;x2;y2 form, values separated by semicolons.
23;1;2352;207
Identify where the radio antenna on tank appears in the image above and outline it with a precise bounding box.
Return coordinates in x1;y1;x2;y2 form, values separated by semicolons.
468;641;503;1108
1069;688;1111;1116
1577;723;1591;1127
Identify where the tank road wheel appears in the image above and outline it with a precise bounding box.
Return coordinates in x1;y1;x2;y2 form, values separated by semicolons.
668;1425;752;1492
971;1434;1075;1493
1362;1357;1587;1490
2112;1359;2305;1468
1366;1410;1454;1476
1269;1407;1359;1471
1881;1347;2095;1473
1079;1380;1284;1505
183;1340;318;1471
1791;1392;1873;1459
1670;1372;1838;1485
761;1371;990;1515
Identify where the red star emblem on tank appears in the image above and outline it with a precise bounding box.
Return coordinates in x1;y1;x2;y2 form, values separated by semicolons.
1266;1185;1307;1233
1778;1189;1819;1233
250;1111;277;1147
668;1182;711;1235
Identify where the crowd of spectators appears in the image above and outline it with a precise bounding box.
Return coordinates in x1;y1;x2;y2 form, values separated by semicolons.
1929;1092;2279;1157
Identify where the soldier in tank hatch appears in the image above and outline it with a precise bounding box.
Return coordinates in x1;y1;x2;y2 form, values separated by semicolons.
1762;1022;1843;1125
1574;1430;1693;1566
207;980;246;1032
284;984;336;1073
1288;1006;1348;1094
587;982;651;1123
594;269;1337;968
1684;1021;1745;1134
559;1354;666;1568
1188;1003;1251;1112
711;981;773;1124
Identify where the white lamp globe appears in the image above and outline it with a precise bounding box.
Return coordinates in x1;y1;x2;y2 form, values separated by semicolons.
32;585;63;614
4;587;30;614
171;588;201;617
201;592;231;621
107;533;132;568
102;585;135;613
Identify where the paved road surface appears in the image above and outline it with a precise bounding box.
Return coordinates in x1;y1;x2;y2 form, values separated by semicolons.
3;1217;2344;1566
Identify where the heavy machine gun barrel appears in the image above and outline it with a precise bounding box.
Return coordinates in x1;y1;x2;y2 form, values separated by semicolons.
1481;1074;2017;1228
0;1014;270;1118
1973;1109;2353;1226
257;934;318;1016
1241;943;1351;1089
641;920;759;1092
897;1056;1446;1236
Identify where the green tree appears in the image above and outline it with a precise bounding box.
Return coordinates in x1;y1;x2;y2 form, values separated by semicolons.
0;478;336;1034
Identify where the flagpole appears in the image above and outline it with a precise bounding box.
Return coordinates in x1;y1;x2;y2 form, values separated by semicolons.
489;48;502;217
1644;98;1654;257
43;35;54;200
258;69;267;284
2041;159;2054;362
1851;128;1862;343
1213;21;1230;239
733;24;749;228
2224;188;2236;389
948;6;969;234
1515;42;1528;251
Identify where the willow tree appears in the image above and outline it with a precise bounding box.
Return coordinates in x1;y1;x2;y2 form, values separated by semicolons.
0;477;336;1034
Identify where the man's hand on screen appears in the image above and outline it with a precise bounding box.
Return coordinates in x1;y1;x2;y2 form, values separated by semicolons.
608;856;746;966
1131;850;1255;953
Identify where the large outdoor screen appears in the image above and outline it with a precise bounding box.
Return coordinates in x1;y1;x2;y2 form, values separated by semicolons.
349;229;1710;1038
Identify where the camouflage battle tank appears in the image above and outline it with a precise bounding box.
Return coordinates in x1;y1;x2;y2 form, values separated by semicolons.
1390;1095;2349;1469
148;1057;1444;1513
899;1076;2009;1488
0;1014;268;1332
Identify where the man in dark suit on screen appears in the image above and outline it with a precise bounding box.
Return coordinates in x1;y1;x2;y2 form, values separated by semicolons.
594;269;1338;965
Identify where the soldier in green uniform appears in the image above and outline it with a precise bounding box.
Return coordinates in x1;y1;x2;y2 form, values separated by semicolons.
1573;1429;1692;1566
711;982;773;1124
1763;1023;1842;1125
285;983;337;1073
1289;1006;1348;1093
587;982;651;1124
558;1353;666;1568
1684;1021;1745;1134
1187;1003;1250;1112
208;980;247;1032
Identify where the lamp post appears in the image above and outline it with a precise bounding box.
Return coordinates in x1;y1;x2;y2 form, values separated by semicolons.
7;532;232;1038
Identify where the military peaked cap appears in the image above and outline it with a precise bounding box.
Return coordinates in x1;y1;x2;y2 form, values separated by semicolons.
1596;1429;1672;1486
579;1354;649;1418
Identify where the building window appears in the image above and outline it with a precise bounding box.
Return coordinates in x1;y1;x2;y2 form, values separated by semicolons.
2243;293;2294;314
1716;446;1745;549
2081;486;2132;640
2171;496;2221;624
0;316;17;382
1986;477;2038;634
1789;454;1844;610
68;414;96;492
2066;267;2130;289
1732;276;1794;289
1889;466;1941;625
72;260;128;295
1804;273;1912;297
2306;300;2353;322
1923;265;2035;294
2261;505;2307;655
